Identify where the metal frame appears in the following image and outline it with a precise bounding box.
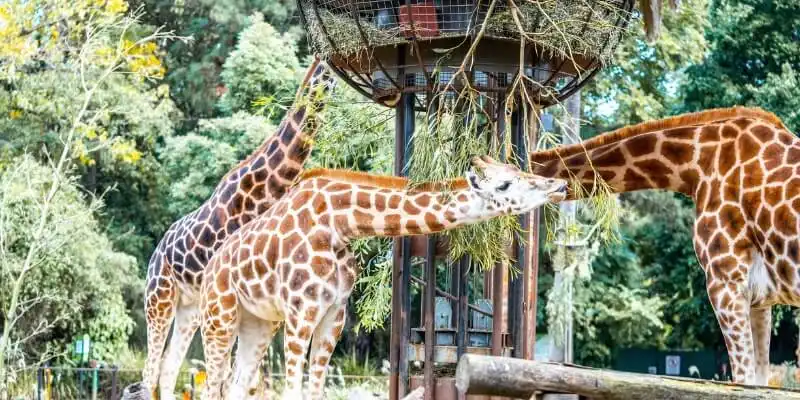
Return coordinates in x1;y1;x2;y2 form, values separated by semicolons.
298;0;634;109
388;87;541;400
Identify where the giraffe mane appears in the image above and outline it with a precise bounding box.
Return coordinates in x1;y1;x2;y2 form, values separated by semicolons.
298;169;469;192
530;106;788;163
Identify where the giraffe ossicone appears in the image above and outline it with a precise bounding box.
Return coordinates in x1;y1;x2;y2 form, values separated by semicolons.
199;156;567;400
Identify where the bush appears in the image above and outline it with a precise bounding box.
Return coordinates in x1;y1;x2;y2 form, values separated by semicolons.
0;156;139;366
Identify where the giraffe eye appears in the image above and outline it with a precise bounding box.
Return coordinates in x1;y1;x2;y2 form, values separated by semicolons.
496;181;511;191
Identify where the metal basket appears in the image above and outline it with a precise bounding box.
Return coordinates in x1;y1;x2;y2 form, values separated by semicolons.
298;0;635;108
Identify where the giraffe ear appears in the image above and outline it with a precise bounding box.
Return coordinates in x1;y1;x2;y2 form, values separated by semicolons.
466;170;483;191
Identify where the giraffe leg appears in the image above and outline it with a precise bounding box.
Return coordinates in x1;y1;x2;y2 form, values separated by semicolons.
750;306;772;386
708;279;757;384
157;301;201;400
228;313;279;400
307;302;347;400
142;274;178;399
200;305;239;400
282;304;324;400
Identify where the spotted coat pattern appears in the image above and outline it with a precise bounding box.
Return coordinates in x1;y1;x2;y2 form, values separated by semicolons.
530;107;799;385
198;157;568;400
139;60;336;400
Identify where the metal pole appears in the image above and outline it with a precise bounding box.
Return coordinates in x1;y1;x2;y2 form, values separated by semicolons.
521;105;542;361
508;108;524;359
37;367;43;400
456;255;469;360
424;237;437;400
91;366;98;400
548;91;580;364
111;366;119;400
389;45;408;400
400;92;415;397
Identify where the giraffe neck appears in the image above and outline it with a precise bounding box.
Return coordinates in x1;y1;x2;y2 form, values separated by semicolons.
317;179;506;239
208;62;334;207
530;108;792;201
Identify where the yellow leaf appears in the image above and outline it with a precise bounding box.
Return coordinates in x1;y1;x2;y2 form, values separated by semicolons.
8;110;21;119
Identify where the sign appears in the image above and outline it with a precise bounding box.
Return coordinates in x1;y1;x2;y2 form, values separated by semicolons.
72;335;91;363
665;355;681;376
647;366;657;374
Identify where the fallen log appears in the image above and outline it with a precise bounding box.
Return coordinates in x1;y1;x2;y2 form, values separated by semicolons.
455;354;800;400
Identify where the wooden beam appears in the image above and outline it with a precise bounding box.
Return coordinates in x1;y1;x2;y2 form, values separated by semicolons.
455;354;800;400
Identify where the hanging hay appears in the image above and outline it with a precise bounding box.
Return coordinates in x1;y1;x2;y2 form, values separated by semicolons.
487;0;631;65
301;0;633;66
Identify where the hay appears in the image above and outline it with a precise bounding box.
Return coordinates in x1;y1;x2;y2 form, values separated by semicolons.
305;8;406;60
302;0;632;65
487;0;630;65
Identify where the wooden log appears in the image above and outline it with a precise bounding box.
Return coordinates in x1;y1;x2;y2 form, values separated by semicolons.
455;354;800;400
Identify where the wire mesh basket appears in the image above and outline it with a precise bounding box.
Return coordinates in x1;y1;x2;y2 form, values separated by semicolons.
298;0;635;108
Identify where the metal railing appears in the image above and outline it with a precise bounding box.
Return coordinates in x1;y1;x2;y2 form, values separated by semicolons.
7;367;195;400
7;367;389;400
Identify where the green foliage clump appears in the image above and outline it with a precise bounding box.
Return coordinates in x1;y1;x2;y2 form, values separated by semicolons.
159;112;274;217
309;86;394;173
409;107;520;271
136;0;301;118
219;13;302;115
584;0;709;126
0;156;138;364
681;0;800;128
309;85;395;332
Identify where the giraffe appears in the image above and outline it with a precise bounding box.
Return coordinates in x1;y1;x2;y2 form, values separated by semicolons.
127;59;337;400
528;106;799;385
197;156;568;400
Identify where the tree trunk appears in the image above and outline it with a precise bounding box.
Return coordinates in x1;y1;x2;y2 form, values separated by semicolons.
455;354;800;400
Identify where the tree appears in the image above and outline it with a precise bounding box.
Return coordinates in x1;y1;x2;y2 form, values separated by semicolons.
0;156;138;367
0;1;183;268
680;0;800;128
159;112;274;217
0;1;178;394
218;14;302;116
583;0;709;128
129;0;303;120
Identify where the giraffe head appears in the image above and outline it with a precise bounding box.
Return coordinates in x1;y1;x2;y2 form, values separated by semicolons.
464;155;568;216
308;60;337;98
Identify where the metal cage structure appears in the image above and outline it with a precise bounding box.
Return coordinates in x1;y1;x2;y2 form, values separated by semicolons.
298;0;635;109
296;0;635;399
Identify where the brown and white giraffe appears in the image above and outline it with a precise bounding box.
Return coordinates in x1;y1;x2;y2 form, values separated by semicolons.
130;59;336;400
198;156;568;400
529;106;799;385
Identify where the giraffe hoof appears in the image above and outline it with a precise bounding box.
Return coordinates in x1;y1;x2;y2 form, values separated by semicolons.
122;382;152;400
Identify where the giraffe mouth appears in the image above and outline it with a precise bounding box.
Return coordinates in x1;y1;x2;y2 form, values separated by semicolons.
548;192;567;203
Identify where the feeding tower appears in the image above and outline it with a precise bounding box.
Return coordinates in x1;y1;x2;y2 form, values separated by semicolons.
296;0;635;398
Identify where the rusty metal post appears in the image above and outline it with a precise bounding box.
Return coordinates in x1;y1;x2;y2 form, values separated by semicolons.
521;104;540;361
424;237;437;400
390;56;413;398
491;94;508;359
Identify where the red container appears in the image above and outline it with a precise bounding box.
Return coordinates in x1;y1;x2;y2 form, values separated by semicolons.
398;3;439;38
